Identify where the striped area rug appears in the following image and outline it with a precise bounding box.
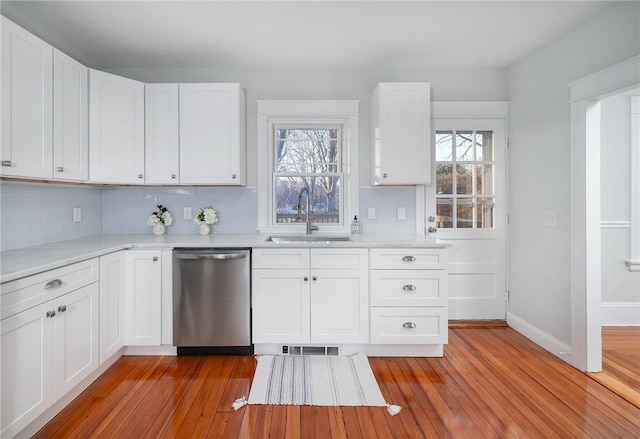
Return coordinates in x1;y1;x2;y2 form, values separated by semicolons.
247;353;387;406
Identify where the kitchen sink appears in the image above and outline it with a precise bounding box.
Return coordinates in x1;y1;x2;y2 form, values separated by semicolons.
266;235;352;244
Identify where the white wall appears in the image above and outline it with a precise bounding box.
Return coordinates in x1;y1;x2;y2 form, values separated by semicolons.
507;2;640;345
105;67;508;188
600;89;640;325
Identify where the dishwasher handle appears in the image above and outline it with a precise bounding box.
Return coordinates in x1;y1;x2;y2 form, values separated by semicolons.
175;252;247;260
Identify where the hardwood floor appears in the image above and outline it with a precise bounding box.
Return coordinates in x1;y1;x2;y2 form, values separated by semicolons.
34;327;640;438
589;326;640;408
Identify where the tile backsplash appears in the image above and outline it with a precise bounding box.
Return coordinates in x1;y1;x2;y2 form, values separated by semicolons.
0;182;418;251
0;182;102;251
101;186;259;235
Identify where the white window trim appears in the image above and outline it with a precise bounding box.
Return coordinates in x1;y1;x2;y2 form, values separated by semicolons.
257;100;359;234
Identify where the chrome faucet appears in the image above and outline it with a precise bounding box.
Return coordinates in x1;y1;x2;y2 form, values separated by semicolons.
297;187;318;234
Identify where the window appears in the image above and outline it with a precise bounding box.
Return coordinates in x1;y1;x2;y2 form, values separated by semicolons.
274;126;342;225
435;130;495;228
257;101;359;233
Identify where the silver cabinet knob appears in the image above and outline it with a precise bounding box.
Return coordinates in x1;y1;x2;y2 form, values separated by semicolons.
138;174;144;179
402;255;416;262
171;174;177;179
428;226;438;233
2;160;12;167
382;173;387;178
312;276;317;281
46;310;56;318
428;216;436;223
56;166;64;173
152;256;158;261
303;276;309;282
402;284;416;291
402;322;417;329
57;305;67;313
232;174;237;179
44;279;63;289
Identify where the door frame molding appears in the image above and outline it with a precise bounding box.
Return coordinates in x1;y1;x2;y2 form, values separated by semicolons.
568;55;639;371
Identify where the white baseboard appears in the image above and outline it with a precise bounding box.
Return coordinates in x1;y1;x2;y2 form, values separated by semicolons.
507;312;572;364
601;302;640;326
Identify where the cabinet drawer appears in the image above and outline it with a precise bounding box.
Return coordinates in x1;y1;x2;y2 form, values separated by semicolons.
1;259;99;320
370;307;447;344
252;248;310;269
370;248;447;270
370;270;447;306
311;248;368;269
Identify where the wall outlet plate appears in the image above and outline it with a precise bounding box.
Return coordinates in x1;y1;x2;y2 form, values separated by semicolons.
183;207;192;220
397;207;406;220
73;207;81;222
368;207;376;219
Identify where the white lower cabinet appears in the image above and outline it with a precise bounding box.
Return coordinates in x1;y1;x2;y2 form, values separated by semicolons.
369;248;448;346
125;250;162;346
252;248;369;345
0;260;99;438
100;251;126;362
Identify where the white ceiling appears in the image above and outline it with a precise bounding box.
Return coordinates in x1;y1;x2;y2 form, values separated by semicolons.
1;1;608;70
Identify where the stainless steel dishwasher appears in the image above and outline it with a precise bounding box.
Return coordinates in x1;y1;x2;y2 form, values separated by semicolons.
173;248;252;355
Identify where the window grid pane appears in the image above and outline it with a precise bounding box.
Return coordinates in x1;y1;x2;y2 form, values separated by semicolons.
273;126;343;226
435;129;495;229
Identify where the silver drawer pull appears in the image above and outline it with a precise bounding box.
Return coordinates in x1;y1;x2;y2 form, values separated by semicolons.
46;310;56;318
232;174;237;179
58;305;67;313
171;174;177;179
2;160;12;167
402;284;416;291
402;255;416;262
303;276;309;282
44;279;63;289
56;166;64;172
138;174;144;179
402;322;417;329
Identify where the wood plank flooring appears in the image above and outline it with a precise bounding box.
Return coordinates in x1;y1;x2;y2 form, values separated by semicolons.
34;327;640;438
589;326;640;408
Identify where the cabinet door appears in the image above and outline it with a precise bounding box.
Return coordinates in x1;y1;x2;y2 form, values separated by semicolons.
1;302;54;438
53;283;99;400
53;48;88;181
311;269;369;344
89;69;144;183
1;17;53;179
179;83;246;185
100;251;126;363
252;269;310;343
372;82;430;185
145;84;179;184
125;250;162;345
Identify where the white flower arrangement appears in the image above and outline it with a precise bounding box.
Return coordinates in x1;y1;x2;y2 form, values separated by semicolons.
195;206;218;225
147;204;173;226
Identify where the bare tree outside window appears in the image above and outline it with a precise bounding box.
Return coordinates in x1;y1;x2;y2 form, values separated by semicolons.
274;127;342;224
435;130;495;229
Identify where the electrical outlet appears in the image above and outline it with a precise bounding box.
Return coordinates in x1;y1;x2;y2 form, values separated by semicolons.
397;207;406;220
368;207;376;219
183;207;192;220
73;207;81;222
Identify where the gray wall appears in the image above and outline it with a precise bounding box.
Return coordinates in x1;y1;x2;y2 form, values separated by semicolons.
507;1;640;344
600;89;640;307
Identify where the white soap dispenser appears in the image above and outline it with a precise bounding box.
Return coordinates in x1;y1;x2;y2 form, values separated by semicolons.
351;215;361;234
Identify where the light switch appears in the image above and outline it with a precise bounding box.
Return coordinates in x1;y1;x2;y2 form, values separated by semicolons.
368;207;376;219
73;207;81;223
183;207;192;220
543;210;558;227
397;207;406;220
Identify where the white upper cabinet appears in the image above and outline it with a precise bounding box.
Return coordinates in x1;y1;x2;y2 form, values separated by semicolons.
53;49;88;181
1;17;53;179
89;69;144;184
372;82;431;185
179;83;246;185
145;83;179;184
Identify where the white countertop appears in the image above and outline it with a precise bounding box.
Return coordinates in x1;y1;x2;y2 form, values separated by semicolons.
0;233;450;283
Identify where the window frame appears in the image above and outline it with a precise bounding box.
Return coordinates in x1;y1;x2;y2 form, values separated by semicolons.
257;100;359;234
